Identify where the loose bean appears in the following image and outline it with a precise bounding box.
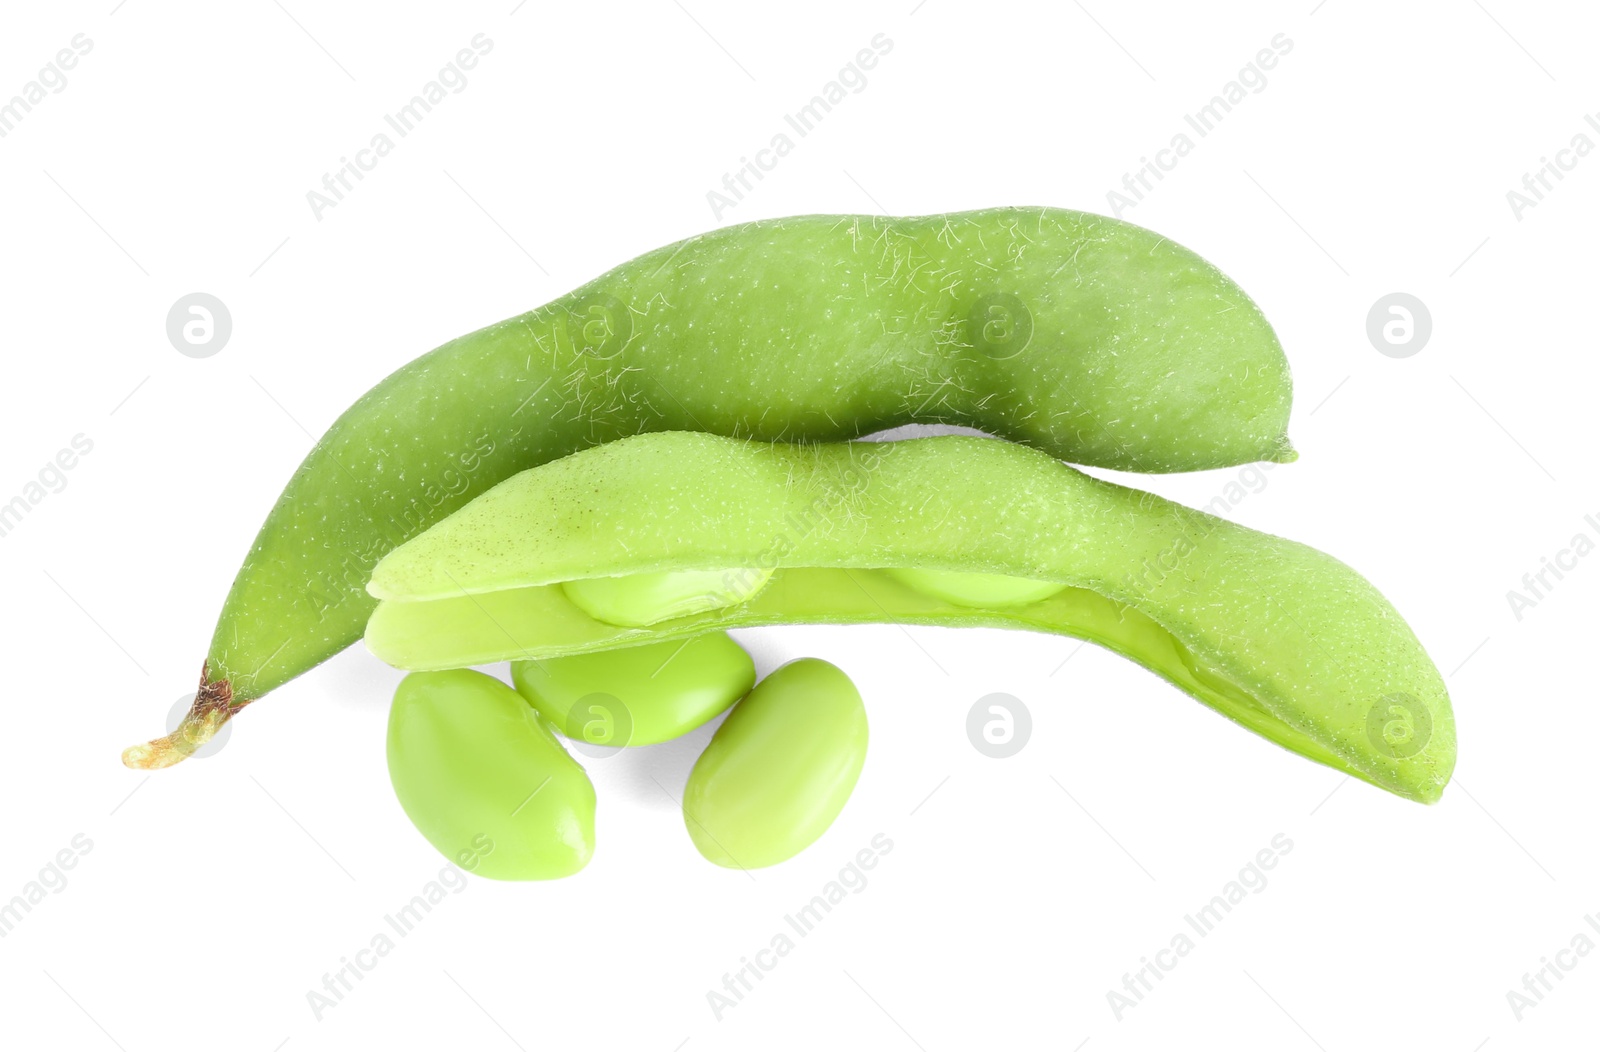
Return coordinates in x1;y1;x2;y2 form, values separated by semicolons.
387;669;595;880
511;632;755;747
683;659;868;869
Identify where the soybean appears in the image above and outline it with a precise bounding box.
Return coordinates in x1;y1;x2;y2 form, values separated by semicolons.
683;659;868;869
127;207;1292;767
387;669;595;881
511;632;755;747
885;567;1067;609
562;569;772;627
366;431;1455;804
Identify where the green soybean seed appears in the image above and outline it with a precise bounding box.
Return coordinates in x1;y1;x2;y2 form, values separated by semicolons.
366;431;1455;804
511;632;755;747
127;207;1293;768
387;669;595;881
884;567;1067;609
562;568;773;627
683;659;868;869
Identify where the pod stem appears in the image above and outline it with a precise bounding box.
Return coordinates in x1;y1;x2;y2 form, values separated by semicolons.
121;664;251;770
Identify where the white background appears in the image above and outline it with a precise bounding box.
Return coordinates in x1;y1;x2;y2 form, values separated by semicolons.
1;1;1594;1048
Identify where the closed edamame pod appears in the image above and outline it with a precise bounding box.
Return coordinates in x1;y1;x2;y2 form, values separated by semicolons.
125;208;1293;767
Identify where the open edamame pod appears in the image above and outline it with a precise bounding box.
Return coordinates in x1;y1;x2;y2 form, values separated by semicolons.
125;207;1293;768
366;432;1454;804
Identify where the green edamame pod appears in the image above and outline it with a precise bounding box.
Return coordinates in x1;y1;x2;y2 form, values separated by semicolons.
366;432;1454;804
683;659;868;869
387;669;595;881
511;632;755;746
126;208;1293;768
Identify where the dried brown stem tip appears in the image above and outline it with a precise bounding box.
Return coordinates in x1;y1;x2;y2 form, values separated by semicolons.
121;665;249;770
